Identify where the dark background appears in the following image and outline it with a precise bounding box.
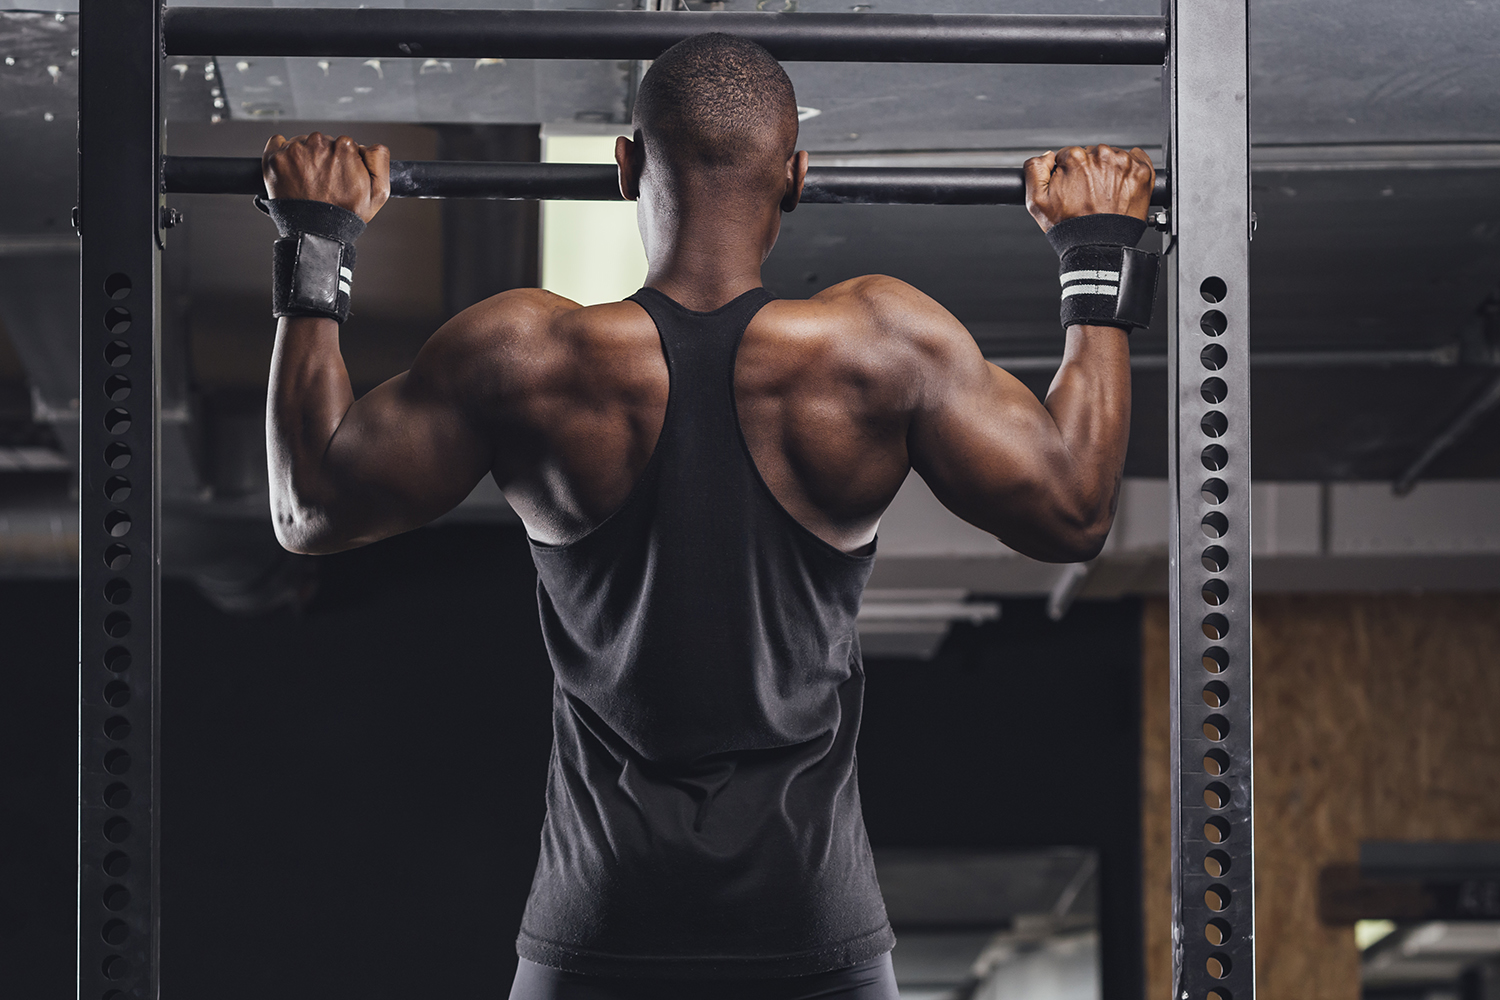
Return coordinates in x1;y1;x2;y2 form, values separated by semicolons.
3;525;1142;999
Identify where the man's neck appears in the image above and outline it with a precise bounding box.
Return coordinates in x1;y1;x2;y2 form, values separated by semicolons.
639;194;776;312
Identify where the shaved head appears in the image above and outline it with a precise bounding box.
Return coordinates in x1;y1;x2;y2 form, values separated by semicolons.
632;32;799;183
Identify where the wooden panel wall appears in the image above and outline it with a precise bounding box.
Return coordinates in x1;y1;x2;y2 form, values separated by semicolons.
1142;593;1500;1000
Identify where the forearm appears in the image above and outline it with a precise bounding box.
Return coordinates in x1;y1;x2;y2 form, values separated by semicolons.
1038;323;1133;549
266;315;357;551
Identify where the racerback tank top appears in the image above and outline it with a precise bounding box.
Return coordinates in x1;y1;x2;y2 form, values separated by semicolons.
517;286;894;979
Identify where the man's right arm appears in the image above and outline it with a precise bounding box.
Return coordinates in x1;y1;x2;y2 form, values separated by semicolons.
898;144;1154;563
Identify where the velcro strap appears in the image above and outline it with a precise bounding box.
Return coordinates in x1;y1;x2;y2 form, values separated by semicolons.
272;233;356;323
260;197;366;324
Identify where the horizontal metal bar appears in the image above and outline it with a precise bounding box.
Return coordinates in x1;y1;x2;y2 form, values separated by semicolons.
162;7;1168;64
162;156;1172;206
988;345;1471;372
1393;371;1500;495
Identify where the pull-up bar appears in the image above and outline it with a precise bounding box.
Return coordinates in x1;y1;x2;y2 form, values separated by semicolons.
162;155;1174;207
162;7;1169;64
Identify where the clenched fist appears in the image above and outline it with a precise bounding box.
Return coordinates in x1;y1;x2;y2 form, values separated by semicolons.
262;131;391;223
1023;145;1155;233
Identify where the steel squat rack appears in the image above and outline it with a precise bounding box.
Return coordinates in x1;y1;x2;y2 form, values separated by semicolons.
77;3;1251;998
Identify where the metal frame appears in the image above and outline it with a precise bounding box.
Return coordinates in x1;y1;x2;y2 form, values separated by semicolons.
77;1;162;998
77;5;1254;999
1165;2;1255;999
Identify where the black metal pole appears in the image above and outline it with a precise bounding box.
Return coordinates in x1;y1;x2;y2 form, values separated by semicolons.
163;156;1172;207
163;7;1168;65
78;0;162;998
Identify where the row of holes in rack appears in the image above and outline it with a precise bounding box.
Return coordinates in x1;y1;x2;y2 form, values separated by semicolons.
1195;275;1239;999
96;270;140;997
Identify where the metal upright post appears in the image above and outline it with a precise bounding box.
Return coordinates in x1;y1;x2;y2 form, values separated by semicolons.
1165;1;1254;999
77;1;162;998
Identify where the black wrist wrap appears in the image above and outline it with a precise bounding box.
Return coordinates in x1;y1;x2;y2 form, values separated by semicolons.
1045;213;1160;332
256;197;366;324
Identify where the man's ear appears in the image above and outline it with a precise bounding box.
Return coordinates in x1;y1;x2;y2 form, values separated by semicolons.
780;149;810;214
616;133;643;202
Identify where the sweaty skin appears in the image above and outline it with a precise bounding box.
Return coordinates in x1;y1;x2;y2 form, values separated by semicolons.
260;131;1154;562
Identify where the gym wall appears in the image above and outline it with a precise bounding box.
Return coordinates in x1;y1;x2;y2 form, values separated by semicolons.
1142;594;1500;1000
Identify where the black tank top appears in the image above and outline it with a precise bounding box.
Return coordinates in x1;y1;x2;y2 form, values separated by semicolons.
517;286;894;979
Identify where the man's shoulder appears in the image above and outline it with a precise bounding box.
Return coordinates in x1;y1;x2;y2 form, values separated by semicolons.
434;289;653;372
759;275;965;359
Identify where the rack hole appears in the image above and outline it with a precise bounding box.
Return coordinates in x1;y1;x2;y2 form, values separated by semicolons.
1202;680;1230;709
102;851;130;877
1200;276;1227;303
1207;952;1233;979
104;647;131;672
104;442;131;469
104;407;131;434
1201;444;1228;472
104;782;131;808
104;340;131;366
104;579;131;605
1208;989;1233;1000
104;307;131;334
104;374;131;401
1203;713;1231;741
1204;781;1232;809
103;612;131;639
1200;310;1228;337
101;954;129;980
1205;849;1233;878
1201;512;1228;538
104;273;132;299
1202;579;1229;606
103;715;131;741
1205;917;1232;946
101;919;129;945
1203;748;1230;775
1205;884;1232;911
1201;410;1228;438
1204;816;1231;844
1202;613;1230;640
1201;478;1228;505
103;680;130;708
103;748;131;775
1202;546;1229;573
1201;343;1227;370
103;816;131;843
1201;377;1227;404
103;543;131;571
104;476;131;502
1202;646;1229;673
104;509;131;538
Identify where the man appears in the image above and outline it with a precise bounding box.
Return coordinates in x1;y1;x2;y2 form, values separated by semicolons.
259;32;1153;1000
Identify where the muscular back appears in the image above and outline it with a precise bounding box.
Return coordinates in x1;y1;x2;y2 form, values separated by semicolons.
486;280;917;552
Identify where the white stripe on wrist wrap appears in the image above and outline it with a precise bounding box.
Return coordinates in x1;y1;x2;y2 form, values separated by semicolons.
1045;214;1160;333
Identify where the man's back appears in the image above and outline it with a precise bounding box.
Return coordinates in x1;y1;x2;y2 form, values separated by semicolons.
515;284;894;977
451;276;924;553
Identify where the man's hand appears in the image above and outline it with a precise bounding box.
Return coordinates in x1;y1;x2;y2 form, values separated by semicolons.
262;132;391;223
1023;145;1155;233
